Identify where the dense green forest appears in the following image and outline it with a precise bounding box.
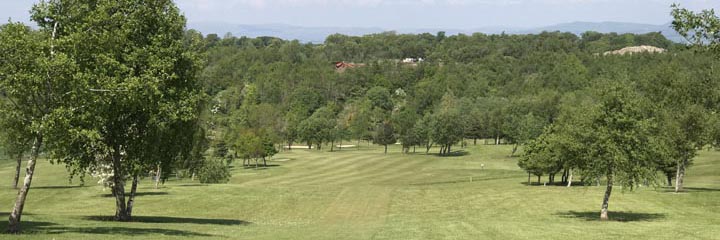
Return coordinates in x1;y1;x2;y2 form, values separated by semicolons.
197;30;715;170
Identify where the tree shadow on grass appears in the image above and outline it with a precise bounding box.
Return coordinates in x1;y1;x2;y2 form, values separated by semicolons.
0;219;217;237
241;164;281;169
659;187;720;193
426;150;469;158
520;181;588;187
411;175;517;186
41;226;214;237
555;211;666;222
175;184;206;187
99;192;169;198
0;220;58;234
33;185;86;189
83;215;251;226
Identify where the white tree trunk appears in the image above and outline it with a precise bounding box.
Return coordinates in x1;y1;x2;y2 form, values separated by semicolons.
154;164;162;189
7;136;42;233
12;153;22;189
675;159;687;193
600;174;613;221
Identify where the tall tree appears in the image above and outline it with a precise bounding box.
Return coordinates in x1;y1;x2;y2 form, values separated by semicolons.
31;0;204;221
374;121;396;154
577;82;663;220
430;93;464;155
0;21;79;233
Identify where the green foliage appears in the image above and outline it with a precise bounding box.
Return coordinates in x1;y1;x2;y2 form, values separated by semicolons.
393;105;420;152
298;104;338;149
198;159;231;184
214;140;229;158
671;4;720;49
373;121;396;153
430;93;464;153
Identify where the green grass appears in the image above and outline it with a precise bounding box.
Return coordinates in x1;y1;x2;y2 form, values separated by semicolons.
1;144;719;239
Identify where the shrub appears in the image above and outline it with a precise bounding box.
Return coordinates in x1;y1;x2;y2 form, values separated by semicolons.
198;159;231;184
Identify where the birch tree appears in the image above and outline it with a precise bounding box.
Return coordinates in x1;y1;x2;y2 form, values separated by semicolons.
0;21;79;233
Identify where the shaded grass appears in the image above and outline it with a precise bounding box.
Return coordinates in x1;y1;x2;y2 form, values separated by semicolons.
555;211;666;222
99;192;169;198
82;215;250;225
40;227;215;237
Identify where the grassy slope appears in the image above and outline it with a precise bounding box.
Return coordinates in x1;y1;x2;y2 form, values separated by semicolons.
0;144;718;239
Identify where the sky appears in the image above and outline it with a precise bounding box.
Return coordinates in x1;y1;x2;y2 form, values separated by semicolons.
1;0;719;29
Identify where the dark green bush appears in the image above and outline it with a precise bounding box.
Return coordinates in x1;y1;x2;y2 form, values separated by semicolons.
198;159;231;184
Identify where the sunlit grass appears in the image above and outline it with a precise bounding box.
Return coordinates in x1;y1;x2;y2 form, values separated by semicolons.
0;143;718;239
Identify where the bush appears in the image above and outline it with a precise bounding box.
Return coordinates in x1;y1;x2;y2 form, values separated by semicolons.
198;159;231;184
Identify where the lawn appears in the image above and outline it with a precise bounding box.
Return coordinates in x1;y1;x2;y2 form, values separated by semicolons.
0;144;719;239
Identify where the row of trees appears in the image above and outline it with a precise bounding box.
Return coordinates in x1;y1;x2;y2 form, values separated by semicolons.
520;4;720;220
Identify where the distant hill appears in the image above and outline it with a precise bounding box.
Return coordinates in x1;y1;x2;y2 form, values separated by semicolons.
187;21;685;43
187;22;384;43
513;21;684;42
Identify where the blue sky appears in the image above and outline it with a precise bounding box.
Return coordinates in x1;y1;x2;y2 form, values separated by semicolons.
2;0;718;29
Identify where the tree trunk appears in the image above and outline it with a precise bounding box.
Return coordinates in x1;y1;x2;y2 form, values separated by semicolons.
154;164;162;189
666;172;673;186
495;135;500;145
111;146;130;222
413;145;416;153
447;144;451;153
263;157;267;167
384;144;388;154
12;153;22;189
527;173;531;185
549;174;554;184
126;175;139;218
330;140;335;152
473;138;477;145
287;141;292;151
600;174;613;221
7;135;42;233
255;158;259;168
675;159;687;193
537;175;541;184
511;144;518;157
567;169;573;187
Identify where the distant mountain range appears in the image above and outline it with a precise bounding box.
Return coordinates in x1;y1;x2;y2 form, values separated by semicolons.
187;21;684;43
